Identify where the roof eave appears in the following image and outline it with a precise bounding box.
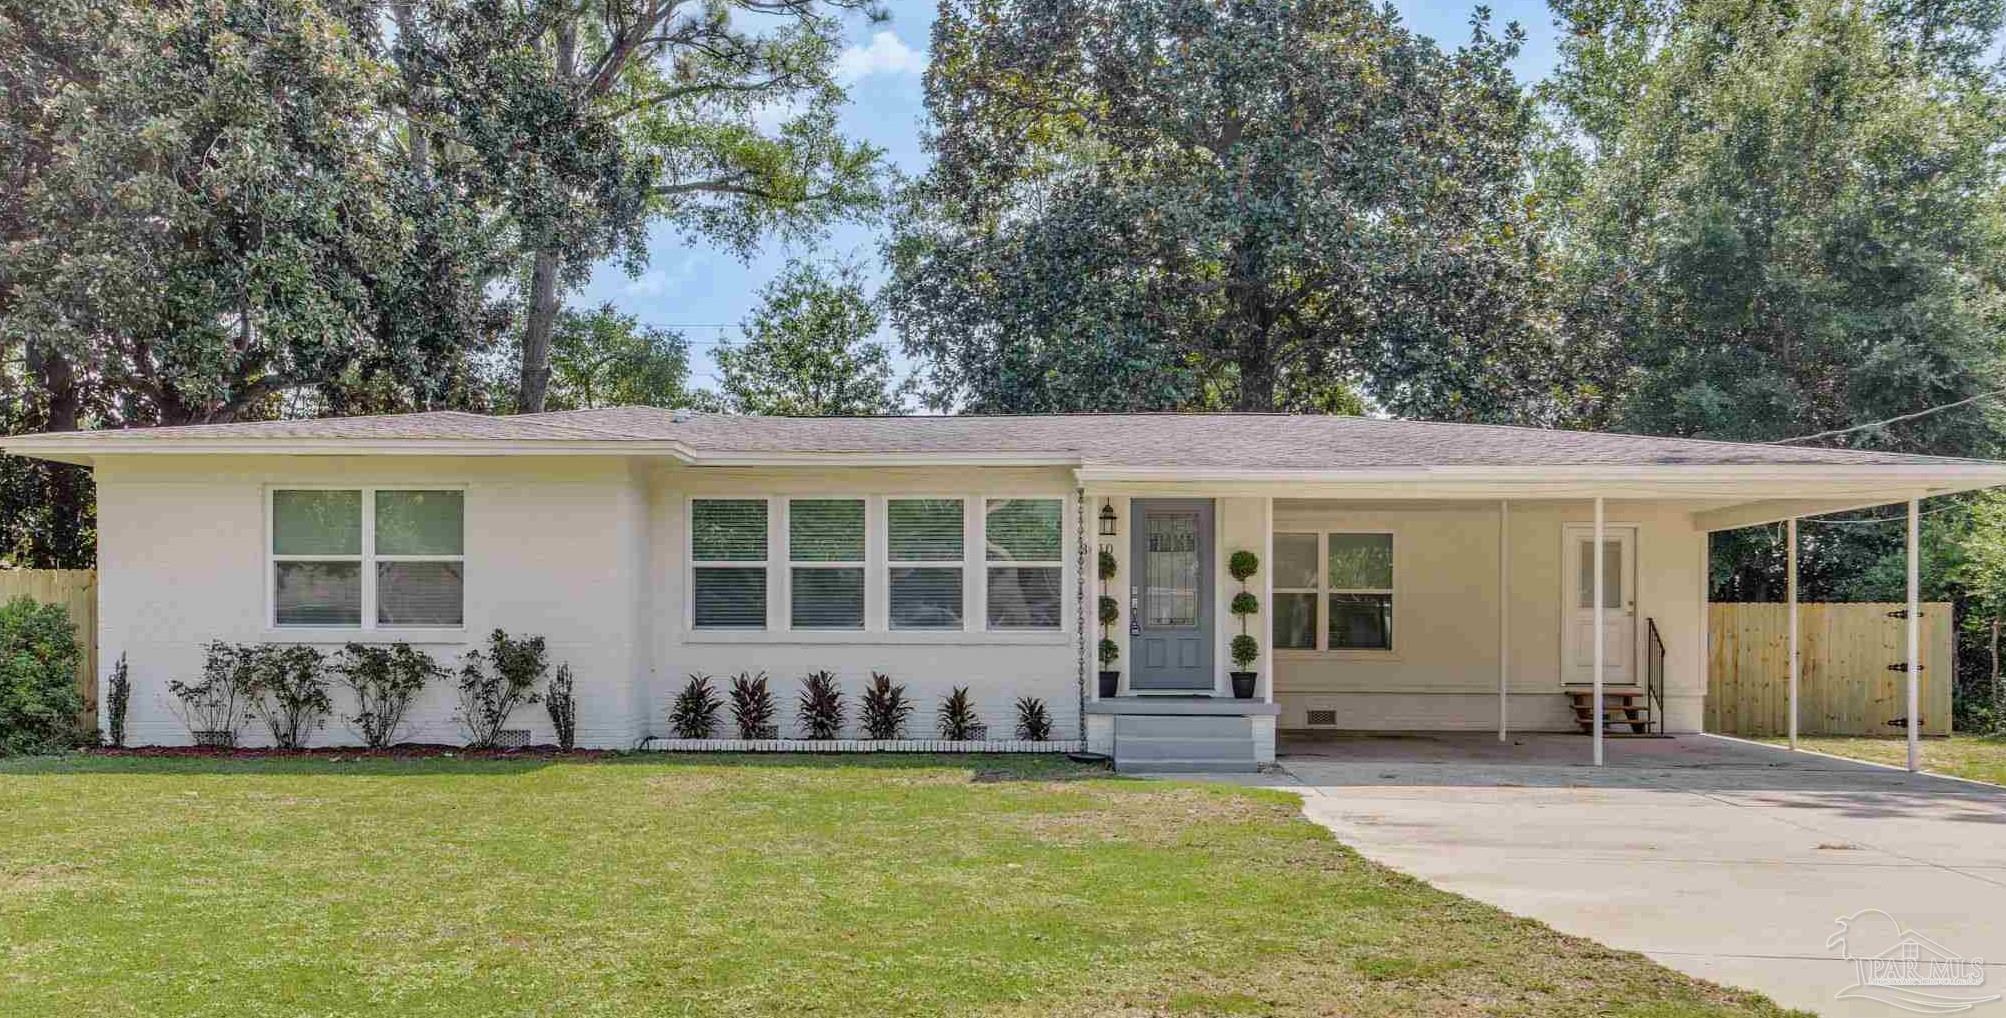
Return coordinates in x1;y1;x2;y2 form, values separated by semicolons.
0;437;701;462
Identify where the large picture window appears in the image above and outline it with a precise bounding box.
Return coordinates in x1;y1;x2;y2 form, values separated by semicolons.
1271;531;1394;651
272;488;463;629
888;498;963;630
985;498;1063;630
789;499;866;629
692;499;768;629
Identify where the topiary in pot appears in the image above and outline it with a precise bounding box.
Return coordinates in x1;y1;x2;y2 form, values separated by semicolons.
1228;551;1260;699
1096;551;1121;697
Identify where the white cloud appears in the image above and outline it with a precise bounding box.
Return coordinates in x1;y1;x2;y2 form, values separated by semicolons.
835;30;926;85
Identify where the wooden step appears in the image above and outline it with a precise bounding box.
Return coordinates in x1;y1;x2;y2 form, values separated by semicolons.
1566;689;1653;734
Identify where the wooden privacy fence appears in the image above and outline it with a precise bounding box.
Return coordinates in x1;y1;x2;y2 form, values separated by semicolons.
0;569;97;720
1707;602;1952;737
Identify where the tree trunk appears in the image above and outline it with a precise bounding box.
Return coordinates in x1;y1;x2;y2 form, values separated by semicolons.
391;2;430;181
1993;616;2002;734
515;18;576;415
518;248;561;413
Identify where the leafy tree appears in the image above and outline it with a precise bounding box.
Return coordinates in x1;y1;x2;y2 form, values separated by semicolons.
888;0;1567;419
715;260;908;415
0;0;508;563
412;0;888;413
534;305;694;411
1542;0;2006;453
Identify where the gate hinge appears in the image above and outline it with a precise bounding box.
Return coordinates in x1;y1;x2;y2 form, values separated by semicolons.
1886;609;1926;619
1887;662;1925;672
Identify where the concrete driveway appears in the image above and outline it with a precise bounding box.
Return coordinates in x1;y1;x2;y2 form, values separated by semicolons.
1260;734;2006;1017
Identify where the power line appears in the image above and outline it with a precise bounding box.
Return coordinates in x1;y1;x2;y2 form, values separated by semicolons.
1768;386;2006;445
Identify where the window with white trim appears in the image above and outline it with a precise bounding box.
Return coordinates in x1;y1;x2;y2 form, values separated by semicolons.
984;498;1063;630
271;488;464;628
887;498;963;630
789;498;866;629
692;499;768;629
1271;531;1394;651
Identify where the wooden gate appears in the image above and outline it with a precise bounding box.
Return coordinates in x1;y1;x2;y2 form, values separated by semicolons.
0;569;98;720
1706;602;1952;737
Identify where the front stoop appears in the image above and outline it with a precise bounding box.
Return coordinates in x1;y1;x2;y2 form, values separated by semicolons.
1086;698;1280;773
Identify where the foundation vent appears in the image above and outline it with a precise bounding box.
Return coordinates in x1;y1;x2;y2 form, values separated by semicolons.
1305;709;1337;727
495;729;533;750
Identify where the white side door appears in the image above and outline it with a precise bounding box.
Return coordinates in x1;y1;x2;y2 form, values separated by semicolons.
1563;524;1637;687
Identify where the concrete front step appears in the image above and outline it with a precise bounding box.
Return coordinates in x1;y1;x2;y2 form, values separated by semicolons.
1115;737;1257;762
1116;759;1261;774
1112;714;1258;773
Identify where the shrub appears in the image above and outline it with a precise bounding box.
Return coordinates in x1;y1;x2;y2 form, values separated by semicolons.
1228;549;1260;582
546;664;577;751
670;674;722;739
859;672;912;740
728;672;777;739
1231;633;1260;669
797;671;845;740
1098;637;1120;667
455;630;546;749
336;643;445;749
1230;591;1259;616
104;653;131;749
0;595;83;755
937;686;986;740
1098;596;1120;627
1014;696;1051;741
245;644;331;750
1097;548;1117;581
168;642;255;747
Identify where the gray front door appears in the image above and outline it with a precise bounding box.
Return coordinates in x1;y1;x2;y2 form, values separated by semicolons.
1129;498;1214;691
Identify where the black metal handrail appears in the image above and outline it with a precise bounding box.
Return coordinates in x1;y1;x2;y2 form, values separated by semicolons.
1645;617;1667;734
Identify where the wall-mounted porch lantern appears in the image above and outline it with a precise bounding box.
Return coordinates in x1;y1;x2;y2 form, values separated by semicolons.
1097;501;1118;537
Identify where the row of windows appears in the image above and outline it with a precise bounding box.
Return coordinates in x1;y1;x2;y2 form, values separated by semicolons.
1273;531;1394;652
691;497;1066;632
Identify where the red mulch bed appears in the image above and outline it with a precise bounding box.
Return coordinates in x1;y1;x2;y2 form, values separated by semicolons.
90;744;614;760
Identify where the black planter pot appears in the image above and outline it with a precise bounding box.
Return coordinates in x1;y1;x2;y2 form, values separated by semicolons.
1229;672;1257;699
1098;671;1121;698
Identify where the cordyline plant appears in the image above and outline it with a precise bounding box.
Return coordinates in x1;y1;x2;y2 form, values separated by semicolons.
336;643;446;749
1013;696;1051;741
859;672;912;740
797;671;845;740
670;674;722;740
546;664;577;751
937;686;985;741
728;672;776;739
455;630;545;749
245;644;331;750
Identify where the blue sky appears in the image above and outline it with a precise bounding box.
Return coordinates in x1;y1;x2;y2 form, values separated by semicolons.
573;0;1563;389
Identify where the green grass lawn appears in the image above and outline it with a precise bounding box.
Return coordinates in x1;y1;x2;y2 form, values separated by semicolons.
1756;732;2006;786
0;753;1800;1018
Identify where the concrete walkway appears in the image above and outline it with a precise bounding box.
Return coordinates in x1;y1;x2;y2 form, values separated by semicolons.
1232;734;2006;1017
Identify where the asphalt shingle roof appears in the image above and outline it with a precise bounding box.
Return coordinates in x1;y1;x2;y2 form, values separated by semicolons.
10;407;1990;469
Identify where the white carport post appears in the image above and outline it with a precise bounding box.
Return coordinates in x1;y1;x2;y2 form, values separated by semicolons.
1787;517;1799;751
1907;498;1921;772
1593;496;1606;767
1498;499;1510;743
